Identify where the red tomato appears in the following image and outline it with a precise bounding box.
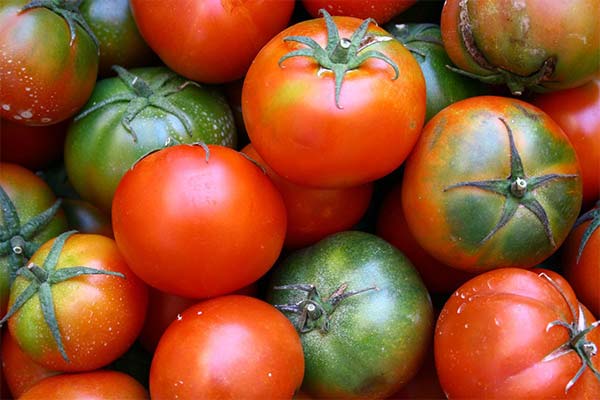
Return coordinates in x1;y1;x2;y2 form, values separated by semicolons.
376;182;477;294
6;233;148;372
562;203;600;318
435;268;600;398
112;144;287;298
18;370;148;400
0;118;67;171
150;295;304;399
242;12;426;188
302;0;416;24
243;144;373;249
531;79;600;209
1;329;60;398
129;0;295;83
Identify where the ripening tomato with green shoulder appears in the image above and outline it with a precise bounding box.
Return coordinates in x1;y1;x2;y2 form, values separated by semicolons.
243;11;426;188
3;232;148;372
402;96;582;272
435;268;600;398
531;79;600;209
0;0;98;125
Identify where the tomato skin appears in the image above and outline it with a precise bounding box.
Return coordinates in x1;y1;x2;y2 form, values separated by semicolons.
0;163;68;317
150;295;304;400
129;0;295;83
531;79;600;209
80;0;157;77
112;144;287;299
562;204;600;318
267;231;434;398
65;66;237;213
1;329;60;398
18;370;148;400
242;15;426;188
440;0;600;93
0;118;68;171
402;96;582;272
435;268;600;399
242;144;373;249
0;0;98;125
302;0;416;24
7;234;148;372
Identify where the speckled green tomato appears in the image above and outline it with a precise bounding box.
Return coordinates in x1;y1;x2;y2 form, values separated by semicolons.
64;66;237;212
266;231;434;398
441;0;600;95
385;23;490;121
402;96;582;272
80;0;156;77
0;163;68;317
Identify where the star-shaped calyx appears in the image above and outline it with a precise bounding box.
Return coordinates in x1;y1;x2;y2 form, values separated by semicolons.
74;66;201;142
0;231;124;362
20;0;99;50
279;9;399;109
538;272;600;393
444;117;578;246
0;186;62;283
274;283;377;333
573;202;600;263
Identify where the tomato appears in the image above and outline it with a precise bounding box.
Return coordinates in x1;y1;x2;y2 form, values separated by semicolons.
65;66;237;212
0;118;68;171
242;11;426;188
0;163;67;317
402;96;582;272
242;144;373;249
302;0;416;24
531;79;600;209
0;0;98;125
562;202;600;318
129;0;295;83
266;231;434;398
80;0;157;77
435;268;600;398
150;295;304;399
1;329;60;398
4;232;148;372
376;181;477;294
440;0;600;95
112;144;287;298
384;23;491;122
18;370;148;399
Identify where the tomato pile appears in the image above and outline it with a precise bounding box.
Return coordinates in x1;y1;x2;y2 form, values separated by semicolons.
1;1;599;399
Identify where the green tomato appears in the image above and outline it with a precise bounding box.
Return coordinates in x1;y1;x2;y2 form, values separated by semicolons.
64;66;237;212
266;231;434;398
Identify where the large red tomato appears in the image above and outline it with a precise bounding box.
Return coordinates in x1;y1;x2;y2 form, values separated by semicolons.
435;268;600;398
242;11;426;188
302;0;416;24
531;79;600;209
129;0;295;83
112;144;287;298
150;295;304;399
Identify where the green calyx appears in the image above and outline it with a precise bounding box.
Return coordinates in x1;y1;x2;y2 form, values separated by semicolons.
20;0;99;51
539;272;600;393
0;186;62;284
74;66;202;143
573;201;600;263
279;9;399;109
274;283;377;333
444;117;577;247
451;0;556;95
0;231;125;362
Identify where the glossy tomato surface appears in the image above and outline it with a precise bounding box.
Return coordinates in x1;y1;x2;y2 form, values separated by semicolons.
243;13;426;188
112;144;287;298
150;295;304;399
